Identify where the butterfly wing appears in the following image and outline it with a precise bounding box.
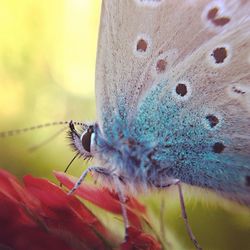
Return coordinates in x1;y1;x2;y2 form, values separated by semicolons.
95;0;250;205
132;22;250;205
95;0;249;131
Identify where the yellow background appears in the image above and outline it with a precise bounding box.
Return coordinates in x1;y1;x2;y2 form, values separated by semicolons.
0;1;249;249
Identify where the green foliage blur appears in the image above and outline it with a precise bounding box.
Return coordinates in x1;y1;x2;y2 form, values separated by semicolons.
0;1;249;250
0;0;99;179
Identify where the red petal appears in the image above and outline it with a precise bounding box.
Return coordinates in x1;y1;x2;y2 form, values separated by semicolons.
0;170;161;250
0;170;40;227
0;194;36;236
23;175;113;249
55;171;146;228
120;227;162;250
0;169;39;208
0;171;74;250
2;226;75;250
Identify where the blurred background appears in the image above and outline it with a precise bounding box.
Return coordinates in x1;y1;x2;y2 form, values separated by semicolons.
0;1;249;249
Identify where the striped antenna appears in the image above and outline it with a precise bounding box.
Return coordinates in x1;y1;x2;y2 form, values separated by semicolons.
0;121;87;138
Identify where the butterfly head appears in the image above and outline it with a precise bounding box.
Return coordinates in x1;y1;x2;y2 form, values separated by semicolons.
68;119;175;188
68;121;96;160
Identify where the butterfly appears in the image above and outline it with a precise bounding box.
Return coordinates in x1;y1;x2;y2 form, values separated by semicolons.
66;0;250;249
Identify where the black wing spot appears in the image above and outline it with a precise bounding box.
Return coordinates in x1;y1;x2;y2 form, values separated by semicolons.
136;39;148;52
176;83;188;97
245;176;250;186
156;59;167;73
211;47;227;64
232;86;246;95
213;142;225;153
207;7;230;27
206;115;219;128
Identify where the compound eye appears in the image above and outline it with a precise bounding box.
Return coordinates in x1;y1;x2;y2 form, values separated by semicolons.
81;126;94;153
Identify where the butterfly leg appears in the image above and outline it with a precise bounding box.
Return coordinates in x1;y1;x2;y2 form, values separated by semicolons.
67;166;130;238
176;181;202;250
113;176;129;238
67;166;106;195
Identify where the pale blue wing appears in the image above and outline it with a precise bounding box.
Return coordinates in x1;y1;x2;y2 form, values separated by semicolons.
95;0;249;134
130;14;250;205
95;0;250;205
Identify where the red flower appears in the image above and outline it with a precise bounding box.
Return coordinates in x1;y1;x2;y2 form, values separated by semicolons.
0;169;162;250
55;172;147;229
121;227;162;250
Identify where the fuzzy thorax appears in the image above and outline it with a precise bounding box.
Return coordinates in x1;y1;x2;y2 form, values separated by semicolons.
93;123;177;191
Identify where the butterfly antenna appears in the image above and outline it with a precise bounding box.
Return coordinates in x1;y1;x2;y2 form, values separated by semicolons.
0;121;86;138
60;153;79;187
